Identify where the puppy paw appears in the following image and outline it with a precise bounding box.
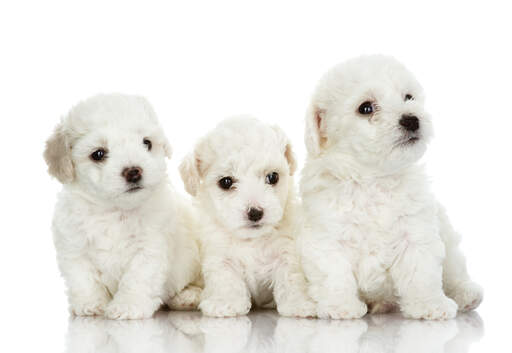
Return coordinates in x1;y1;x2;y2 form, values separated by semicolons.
450;282;483;312
168;285;202;310
317;297;367;319
199;295;251;317
401;296;458;320
277;297;317;318
105;294;160;320
70;295;109;316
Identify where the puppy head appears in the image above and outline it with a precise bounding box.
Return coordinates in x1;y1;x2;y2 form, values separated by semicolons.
305;55;433;174
44;94;172;209
180;116;296;239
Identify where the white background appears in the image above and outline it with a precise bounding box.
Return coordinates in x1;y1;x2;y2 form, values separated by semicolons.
1;1;510;352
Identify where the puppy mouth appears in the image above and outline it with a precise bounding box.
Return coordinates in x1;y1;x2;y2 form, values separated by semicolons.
126;186;144;193
404;136;419;144
243;222;267;230
396;135;420;147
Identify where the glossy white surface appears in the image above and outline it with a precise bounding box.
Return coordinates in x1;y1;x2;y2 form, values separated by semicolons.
59;310;484;353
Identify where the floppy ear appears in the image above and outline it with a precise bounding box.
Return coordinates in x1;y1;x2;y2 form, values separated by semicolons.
179;152;202;196
304;104;327;157
163;136;173;159
44;122;75;184
284;142;297;175
139;97;173;159
272;125;297;176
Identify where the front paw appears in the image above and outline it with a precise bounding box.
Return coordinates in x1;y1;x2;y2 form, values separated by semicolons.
401;296;458;320
199;295;251;317
450;282;483;312
70;294;109;316
277;297;317;318
105;294;161;320
317;297;367;319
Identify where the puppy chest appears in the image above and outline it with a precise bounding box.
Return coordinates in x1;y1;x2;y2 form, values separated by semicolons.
337;188;438;264
235;241;281;294
85;219;146;279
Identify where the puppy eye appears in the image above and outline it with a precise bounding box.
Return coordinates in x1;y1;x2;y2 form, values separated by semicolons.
90;148;106;162
358;101;374;115
218;177;234;190
405;94;414;101
143;138;152;151
265;172;279;185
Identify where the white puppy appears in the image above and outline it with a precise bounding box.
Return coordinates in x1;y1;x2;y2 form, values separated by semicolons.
300;55;483;320
44;94;201;319
180;117;315;318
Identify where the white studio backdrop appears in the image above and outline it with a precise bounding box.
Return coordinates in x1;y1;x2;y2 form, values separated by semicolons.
0;1;510;352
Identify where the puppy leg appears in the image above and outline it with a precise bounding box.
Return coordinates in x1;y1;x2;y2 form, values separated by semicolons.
199;257;251;317
58;255;110;316
391;239;458;320
273;245;317;318
105;242;167;320
438;205;483;312
301;231;367;319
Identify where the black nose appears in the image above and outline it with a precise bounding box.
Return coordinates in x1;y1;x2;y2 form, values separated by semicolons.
247;207;264;222
399;115;420;132
122;167;143;183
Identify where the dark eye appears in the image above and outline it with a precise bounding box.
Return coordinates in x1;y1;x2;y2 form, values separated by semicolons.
265;172;279;185
90;149;106;161
143;138;152;151
358;101;373;115
218;177;233;190
405;94;414;101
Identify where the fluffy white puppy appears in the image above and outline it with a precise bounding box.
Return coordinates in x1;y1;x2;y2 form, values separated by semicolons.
180;117;316;318
44;94;201;319
300;55;483;320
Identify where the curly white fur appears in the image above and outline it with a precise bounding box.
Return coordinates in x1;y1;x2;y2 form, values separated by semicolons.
180;117;316;318
299;55;483;320
44;94;201;319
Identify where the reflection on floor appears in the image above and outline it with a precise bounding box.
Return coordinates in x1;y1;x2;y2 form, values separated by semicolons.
65;310;483;353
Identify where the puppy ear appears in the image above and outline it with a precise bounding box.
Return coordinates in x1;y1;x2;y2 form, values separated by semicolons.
44;122;75;184
272;125;297;176
179;152;202;196
284;142;297;175
304;104;327;157
163;137;173;159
